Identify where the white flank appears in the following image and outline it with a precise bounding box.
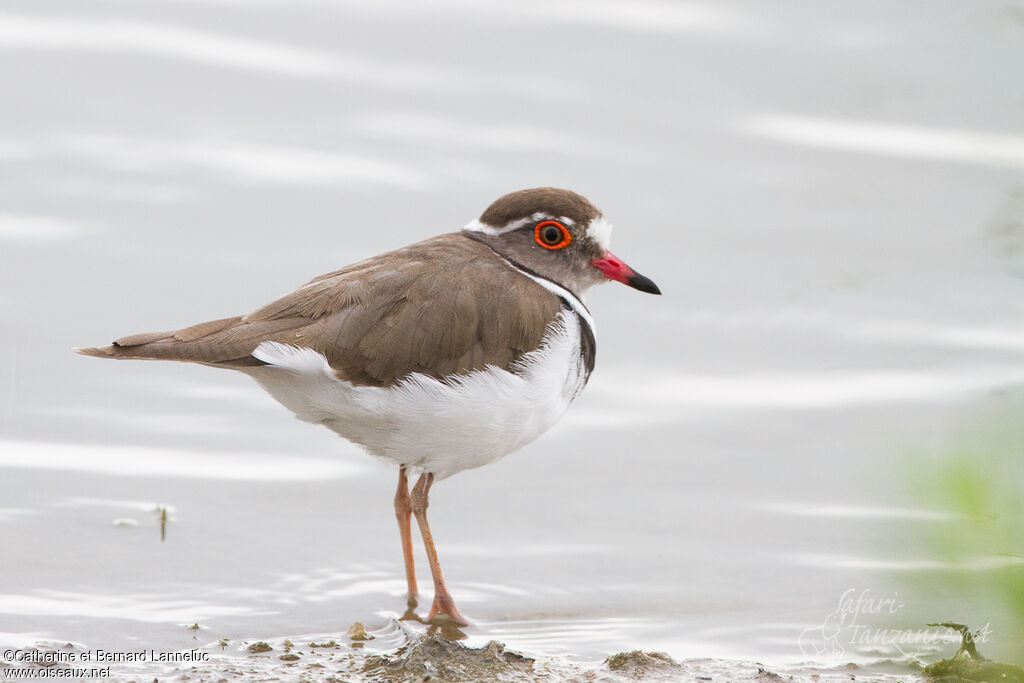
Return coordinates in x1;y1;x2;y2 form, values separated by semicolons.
586;216;613;251
247;311;587;480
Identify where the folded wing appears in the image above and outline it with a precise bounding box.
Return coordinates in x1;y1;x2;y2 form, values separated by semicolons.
77;234;563;387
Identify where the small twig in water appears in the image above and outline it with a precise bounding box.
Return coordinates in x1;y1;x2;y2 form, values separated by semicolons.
927;622;986;660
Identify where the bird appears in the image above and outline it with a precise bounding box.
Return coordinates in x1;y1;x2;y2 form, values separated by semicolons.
77;187;661;625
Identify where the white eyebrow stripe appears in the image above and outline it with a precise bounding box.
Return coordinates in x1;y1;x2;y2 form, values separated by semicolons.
463;212;575;235
463;218;503;235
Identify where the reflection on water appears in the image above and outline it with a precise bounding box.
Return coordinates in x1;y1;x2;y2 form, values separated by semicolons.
0;214;86;243
1;0;1022;677
58;134;432;188
0;12;451;84
0;440;368;480
0;591;264;623
0;507;36;522
756;502;963;521
588;366;1024;411
790;554;1024;572
744;114;1024;169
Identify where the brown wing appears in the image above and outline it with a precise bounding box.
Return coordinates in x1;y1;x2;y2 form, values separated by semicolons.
77;234;564;387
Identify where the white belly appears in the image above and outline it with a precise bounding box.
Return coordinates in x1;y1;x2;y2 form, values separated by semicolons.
243;311;588;480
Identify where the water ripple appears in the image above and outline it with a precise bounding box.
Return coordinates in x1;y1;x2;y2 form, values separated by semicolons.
743;114;1024;169
59;134;431;189
0;440;368;481
0;13;454;86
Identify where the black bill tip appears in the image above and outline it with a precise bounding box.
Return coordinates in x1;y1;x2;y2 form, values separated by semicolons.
628;272;662;295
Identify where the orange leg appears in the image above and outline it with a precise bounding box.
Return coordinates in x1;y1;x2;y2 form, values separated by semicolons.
410;473;468;625
394;467;418;608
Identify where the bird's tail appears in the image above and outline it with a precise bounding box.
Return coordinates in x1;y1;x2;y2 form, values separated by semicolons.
74;316;266;367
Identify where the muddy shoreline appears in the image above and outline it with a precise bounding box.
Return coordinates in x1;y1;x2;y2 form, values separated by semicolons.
3;622;923;683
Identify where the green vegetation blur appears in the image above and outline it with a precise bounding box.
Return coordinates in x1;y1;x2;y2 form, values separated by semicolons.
904;405;1024;665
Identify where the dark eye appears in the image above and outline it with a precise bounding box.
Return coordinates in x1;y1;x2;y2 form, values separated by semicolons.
534;221;571;250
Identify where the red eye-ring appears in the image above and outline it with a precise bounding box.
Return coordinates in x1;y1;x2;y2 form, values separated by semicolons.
534;221;571;250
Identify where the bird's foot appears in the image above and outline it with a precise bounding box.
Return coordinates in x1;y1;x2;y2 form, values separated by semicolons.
399;592;420;621
426;592;469;626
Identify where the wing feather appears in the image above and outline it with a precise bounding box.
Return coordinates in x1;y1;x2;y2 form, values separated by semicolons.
77;234;563;387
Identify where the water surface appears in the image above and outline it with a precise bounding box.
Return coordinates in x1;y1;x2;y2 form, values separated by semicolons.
2;0;1023;677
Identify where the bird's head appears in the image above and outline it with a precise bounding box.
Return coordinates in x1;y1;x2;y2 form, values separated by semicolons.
463;187;661;297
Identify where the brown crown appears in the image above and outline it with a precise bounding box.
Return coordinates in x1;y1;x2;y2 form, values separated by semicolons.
479;188;601;229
